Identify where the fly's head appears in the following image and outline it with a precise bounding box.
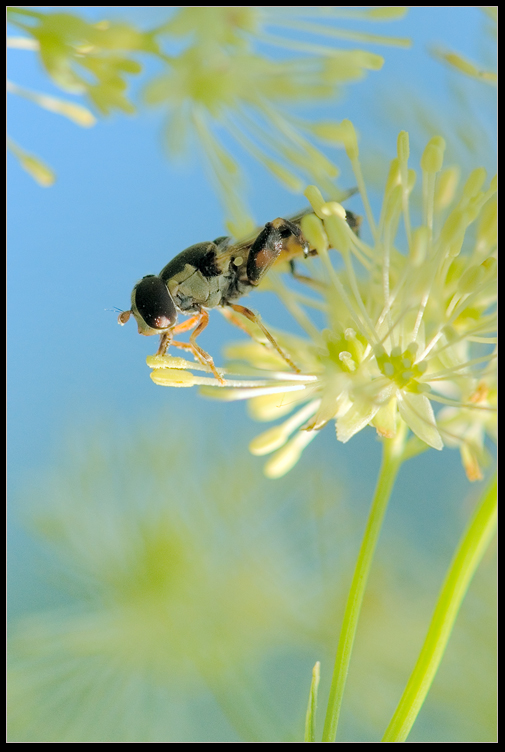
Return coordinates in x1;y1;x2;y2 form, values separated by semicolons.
118;275;178;335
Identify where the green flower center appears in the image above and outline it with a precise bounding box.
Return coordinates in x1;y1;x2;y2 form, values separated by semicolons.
375;343;428;391
322;328;367;373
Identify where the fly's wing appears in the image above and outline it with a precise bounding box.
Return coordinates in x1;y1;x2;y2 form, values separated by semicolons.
215;213;312;273
211;221;306;285
210;234;255;273
214;189;362;279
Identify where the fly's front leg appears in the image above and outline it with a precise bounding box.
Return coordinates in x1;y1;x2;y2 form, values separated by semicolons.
161;336;224;384
187;309;225;384
159;311;225;383
173;315;201;334
156;331;173;356
155;313;201;357
228;303;300;373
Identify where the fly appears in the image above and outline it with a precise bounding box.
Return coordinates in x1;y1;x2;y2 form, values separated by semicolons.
118;206;361;384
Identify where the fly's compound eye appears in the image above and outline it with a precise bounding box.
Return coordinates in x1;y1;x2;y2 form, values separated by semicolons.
131;276;178;334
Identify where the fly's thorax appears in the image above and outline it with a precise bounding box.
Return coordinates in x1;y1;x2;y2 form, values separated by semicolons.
159;239;246;311
166;261;237;311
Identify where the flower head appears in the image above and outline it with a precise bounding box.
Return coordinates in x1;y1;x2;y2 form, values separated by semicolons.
142;7;409;235
8;7;409;217
150;126;497;479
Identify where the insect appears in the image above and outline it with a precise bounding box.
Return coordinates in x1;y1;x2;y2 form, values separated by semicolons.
118;207;361;384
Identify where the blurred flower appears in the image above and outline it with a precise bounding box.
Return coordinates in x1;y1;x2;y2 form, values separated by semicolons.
6;136;55;186
349;7;497;219
7;7;150;113
8;420;336;742
437;375;497;481
8;416;497;742
430;7;497;86
143;6;410;234
6;80;96;125
8;6;409;218
7;6;148;181
151;125;496;479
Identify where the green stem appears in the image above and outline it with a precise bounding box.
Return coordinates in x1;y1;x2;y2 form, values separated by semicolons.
381;472;497;743
321;433;404;742
304;661;321;742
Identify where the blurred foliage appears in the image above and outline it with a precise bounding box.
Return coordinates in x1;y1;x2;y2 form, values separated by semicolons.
8;414;496;742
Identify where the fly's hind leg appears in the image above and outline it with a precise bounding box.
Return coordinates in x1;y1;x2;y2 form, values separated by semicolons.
288;259;326;291
226;303;300;373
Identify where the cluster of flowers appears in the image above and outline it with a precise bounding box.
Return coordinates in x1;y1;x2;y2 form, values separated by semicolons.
149;127;497;481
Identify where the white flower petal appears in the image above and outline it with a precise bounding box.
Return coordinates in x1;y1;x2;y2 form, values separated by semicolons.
264;430;318;478
371;397;398;438
336;399;380;443
398;392;443;450
249;400;320;456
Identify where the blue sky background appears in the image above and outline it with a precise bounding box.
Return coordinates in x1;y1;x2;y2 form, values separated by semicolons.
7;6;495;483
8;5;496;590
7;7;497;744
